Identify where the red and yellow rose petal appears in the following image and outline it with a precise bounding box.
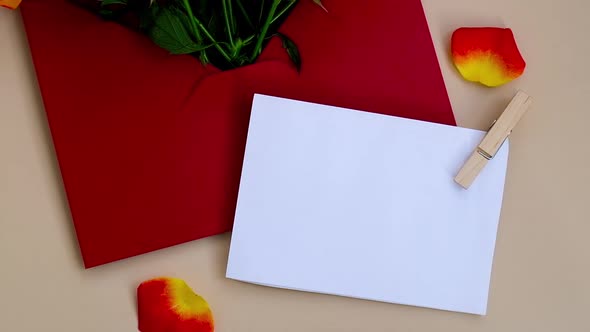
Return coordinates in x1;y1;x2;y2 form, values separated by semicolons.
451;27;526;87
0;0;21;9
138;277;214;332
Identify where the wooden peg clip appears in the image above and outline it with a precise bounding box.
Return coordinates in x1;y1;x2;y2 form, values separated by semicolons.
455;90;533;189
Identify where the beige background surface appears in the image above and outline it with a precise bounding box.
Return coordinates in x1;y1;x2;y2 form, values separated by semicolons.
1;0;589;331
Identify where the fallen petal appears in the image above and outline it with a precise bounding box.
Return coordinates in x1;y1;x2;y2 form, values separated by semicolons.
451;27;526;87
0;0;22;9
137;277;214;332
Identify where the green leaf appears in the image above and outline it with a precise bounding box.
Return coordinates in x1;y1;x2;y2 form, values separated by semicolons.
149;8;209;55
101;0;128;7
277;32;301;72
312;0;328;12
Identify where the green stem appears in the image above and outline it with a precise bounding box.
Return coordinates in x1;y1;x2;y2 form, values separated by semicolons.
182;0;232;63
181;0;201;42
251;0;281;61
222;0;235;46
258;0;265;24
235;0;254;29
228;0;236;32
243;34;256;45
270;0;296;25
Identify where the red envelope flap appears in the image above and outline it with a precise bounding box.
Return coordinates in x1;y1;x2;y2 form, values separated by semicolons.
21;0;455;268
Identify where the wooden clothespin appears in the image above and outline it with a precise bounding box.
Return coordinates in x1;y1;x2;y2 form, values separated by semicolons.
455;90;533;189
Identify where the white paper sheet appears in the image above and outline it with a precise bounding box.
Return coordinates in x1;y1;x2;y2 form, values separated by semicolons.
226;94;509;315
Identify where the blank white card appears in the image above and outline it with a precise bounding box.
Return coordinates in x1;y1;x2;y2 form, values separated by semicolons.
227;94;509;315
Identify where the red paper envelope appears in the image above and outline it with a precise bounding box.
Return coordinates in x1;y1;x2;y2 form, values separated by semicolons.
21;0;455;268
